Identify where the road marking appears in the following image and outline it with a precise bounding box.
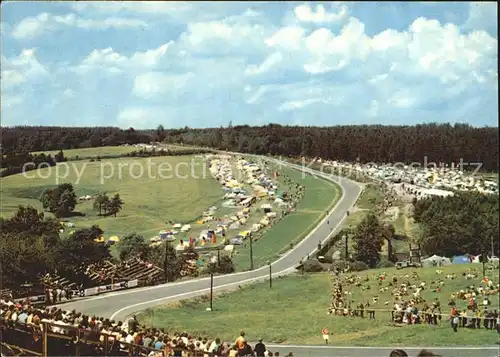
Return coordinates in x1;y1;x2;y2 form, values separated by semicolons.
262;345;499;350
108;161;362;319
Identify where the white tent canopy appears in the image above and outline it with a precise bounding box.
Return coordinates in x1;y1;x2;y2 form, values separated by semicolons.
422;255;452;267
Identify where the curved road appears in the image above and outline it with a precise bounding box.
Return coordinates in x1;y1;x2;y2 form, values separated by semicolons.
57;157;362;320
53;157;499;356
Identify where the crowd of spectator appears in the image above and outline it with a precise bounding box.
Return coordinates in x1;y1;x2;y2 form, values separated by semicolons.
326;269;500;332
0;298;291;356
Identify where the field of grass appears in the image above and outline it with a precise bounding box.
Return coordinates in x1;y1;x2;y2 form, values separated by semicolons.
231;161;340;271
1;155;223;238
31;144;197;161
140;264;499;346
32;146;145;160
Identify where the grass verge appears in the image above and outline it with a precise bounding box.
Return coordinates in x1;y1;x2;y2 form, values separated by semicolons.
140;264;499;346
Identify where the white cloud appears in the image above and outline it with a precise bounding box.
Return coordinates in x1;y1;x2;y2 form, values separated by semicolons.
261;15;497;87
12;12;147;40
245;52;283;76
133;72;194;98
278;97;329;111
266;26;306;50
1;49;49;90
387;90;416;108
72;2;192;15
294;3;348;24
73;43;172;74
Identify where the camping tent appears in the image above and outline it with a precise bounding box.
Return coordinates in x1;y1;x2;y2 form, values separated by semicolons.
421;255;452;267
453;255;470;264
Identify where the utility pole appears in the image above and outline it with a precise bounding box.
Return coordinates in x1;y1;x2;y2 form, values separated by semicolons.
249;234;254;271
164;236;175;283
344;234;349;260
268;260;272;288
491;236;495;257
210;272;214;311
217;247;221;267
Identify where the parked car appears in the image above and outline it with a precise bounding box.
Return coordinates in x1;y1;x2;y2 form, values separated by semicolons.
395;260;422;269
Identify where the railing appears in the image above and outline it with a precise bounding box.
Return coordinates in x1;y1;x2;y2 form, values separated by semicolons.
0;321;225;357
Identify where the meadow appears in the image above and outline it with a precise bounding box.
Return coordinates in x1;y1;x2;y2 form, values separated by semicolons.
0;155;223;238
140;264;499;346
231;160;340;270
32;145;147;160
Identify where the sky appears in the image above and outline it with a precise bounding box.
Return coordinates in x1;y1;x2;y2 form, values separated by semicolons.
1;1;498;129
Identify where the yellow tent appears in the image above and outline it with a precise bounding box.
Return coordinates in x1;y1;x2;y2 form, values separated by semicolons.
109;236;120;242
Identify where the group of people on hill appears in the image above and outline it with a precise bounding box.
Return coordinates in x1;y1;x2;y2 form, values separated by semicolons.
326;268;500;333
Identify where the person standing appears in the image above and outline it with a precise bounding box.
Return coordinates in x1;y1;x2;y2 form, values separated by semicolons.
254;338;266;357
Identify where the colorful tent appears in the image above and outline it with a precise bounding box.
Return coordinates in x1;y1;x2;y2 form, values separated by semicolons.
109;236;120;242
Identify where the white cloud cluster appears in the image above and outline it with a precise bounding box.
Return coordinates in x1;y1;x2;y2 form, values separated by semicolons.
294;3;348;24
12;12;147;40
1;2;497;127
72;42;173;74
1;49;48;90
133;72;194;99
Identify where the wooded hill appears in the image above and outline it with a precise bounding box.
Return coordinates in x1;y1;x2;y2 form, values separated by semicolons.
1;123;498;171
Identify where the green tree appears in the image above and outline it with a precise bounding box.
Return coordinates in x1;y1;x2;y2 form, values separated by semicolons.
55;225;111;280
353;212;385;268
54;150;66;162
107;194;124;217
0;206;61;288
40;183;77;217
117;233;152;262
93;193;110;216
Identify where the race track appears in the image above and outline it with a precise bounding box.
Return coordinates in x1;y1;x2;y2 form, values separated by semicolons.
57;157;363;320
52;157;498;355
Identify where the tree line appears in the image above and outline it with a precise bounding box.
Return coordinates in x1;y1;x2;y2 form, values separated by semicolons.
164;123;498;171
2;123;497;171
0;150;66;177
0;206;233;291
413;192;499;258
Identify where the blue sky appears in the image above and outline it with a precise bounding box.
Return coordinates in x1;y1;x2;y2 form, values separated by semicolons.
1;1;498;129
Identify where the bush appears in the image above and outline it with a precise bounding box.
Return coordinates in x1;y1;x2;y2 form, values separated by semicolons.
350;260;369;271
303;259;324;273
330;259;349;272
376;259;395;268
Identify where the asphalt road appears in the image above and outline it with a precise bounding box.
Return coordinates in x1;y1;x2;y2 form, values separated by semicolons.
52;157;499;355
257;345;500;357
56;157;363;320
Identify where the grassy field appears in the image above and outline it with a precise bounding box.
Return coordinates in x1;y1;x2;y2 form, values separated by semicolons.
1;155;223;238
32;146;145;160
231;161;340;271
31;144;197;161
140;264;499;346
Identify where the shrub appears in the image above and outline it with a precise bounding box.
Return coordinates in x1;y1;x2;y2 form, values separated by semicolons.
377;259;395;268
303;259;324;273
350;260;369;271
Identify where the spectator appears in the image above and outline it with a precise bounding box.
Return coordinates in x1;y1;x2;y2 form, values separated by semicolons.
390;350;408;357
254;338;266;357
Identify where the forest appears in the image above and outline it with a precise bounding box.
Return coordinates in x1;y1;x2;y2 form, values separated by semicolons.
1;123;498;171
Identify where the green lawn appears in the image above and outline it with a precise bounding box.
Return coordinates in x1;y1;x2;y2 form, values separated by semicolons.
231;161;340;271
31;144;195;160
32;146;146;160
356;183;385;210
1;155;223;238
140;264;499;346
